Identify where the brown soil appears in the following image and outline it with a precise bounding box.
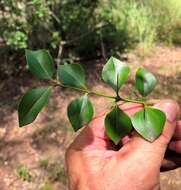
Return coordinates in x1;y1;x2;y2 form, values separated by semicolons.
0;46;180;190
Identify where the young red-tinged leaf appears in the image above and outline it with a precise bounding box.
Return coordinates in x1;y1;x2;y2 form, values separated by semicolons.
58;63;87;89
131;107;166;142
18;87;52;127
102;57;130;94
135;68;157;96
67;95;94;131
26;49;55;80
104;106;132;145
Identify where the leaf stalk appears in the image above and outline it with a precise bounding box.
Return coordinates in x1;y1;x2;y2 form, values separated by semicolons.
51;80;160;106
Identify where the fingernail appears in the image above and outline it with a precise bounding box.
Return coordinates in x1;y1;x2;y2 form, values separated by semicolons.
154;100;180;123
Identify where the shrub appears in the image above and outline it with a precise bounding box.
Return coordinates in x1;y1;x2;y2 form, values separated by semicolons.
0;0;54;49
100;0;181;53
100;0;157;53
0;0;181;76
3;31;28;49
0;0;100;51
146;0;181;43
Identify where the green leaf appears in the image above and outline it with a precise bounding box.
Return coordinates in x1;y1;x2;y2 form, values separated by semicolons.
131;107;166;142
135;68;157;96
58;63;87;89
104;106;132;145
102;57;130;93
26;49;55;80
18;87;52;127
67;95;94;131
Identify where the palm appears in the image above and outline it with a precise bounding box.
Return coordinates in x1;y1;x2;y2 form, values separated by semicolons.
66;100;180;190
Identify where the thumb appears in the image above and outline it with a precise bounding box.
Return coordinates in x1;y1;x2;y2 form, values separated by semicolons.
153;99;180;145
129;100;180;158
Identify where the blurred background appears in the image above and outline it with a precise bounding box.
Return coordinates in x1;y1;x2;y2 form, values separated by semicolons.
0;0;181;189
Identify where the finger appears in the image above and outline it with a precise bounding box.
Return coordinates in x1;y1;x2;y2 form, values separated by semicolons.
161;149;181;171
118;102;143;116
162;121;181;170
169;140;181;154
86;102;143;138
117;102;143;146
122;100;180;160
173;120;181;140
153;100;180;144
68;112;110;151
70;102;143;151
161;156;181;171
154;100;180;122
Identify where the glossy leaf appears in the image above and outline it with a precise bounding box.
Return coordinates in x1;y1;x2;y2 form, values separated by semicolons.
102;57;130;93
67;95;94;131
26;49;55;80
135;68;157;96
131;107;166;142
104;106;132;145
58;63;87;89
18;87;52;127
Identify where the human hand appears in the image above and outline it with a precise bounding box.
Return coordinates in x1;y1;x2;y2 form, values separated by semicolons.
169;120;181;155
66;100;180;190
158;100;181;171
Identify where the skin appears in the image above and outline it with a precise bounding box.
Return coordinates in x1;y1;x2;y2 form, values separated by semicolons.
66;100;181;190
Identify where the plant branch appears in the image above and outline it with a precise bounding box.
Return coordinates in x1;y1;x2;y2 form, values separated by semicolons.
55;41;64;66
100;29;107;60
51;80;161;105
51;80;116;99
120;97;146;105
50;11;61;24
89;91;116;99
147;99;161;105
120;97;161;106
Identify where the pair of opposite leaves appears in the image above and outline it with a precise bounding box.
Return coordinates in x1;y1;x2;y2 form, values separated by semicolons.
18;50;166;144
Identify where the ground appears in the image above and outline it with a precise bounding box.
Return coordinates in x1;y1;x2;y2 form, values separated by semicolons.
0;46;180;190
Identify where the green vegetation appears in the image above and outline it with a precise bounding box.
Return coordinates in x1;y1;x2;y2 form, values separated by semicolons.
15;164;32;182
39;159;67;184
101;0;181;53
40;182;53;190
147;0;181;43
0;1;180;189
0;0;181;77
18;49;166;144
47;163;66;183
0;0;180;63
39;159;49;170
101;0;156;53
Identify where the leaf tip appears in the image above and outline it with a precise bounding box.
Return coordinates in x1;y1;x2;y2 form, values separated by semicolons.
18;117;26;128
19;122;24;128
113;139;120;145
25;49;32;56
